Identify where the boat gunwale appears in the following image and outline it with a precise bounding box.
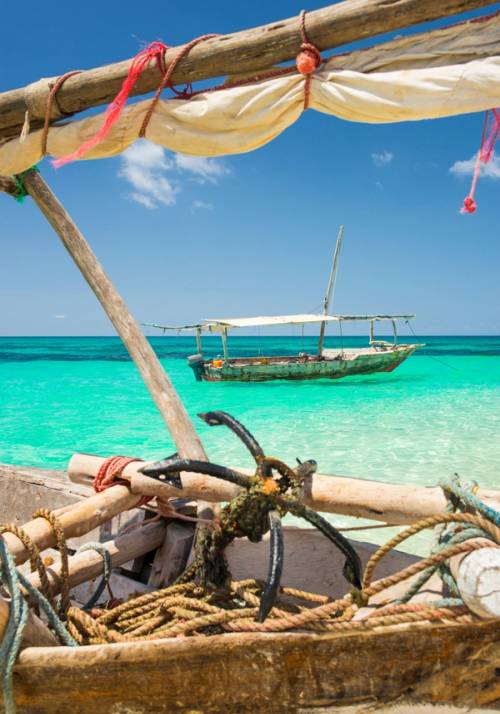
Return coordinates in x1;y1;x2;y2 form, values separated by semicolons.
16;616;500;667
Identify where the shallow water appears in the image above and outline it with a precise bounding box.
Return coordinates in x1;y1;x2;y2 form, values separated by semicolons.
1;335;499;551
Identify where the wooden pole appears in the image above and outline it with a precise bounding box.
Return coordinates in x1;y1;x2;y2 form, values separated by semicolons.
318;225;344;356
1;485;141;566
28;520;167;597
67;453;500;526
0;0;497;141
21;169;207;463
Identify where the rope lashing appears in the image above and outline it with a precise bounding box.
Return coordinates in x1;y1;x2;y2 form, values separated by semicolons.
93;455;150;507
297;10;322;110
53;34;217;167
0;522;52;603
75;542;112;610
41;70;82;156
441;473;500;526
138;33;219;138
32;508;70;617
462;107;500;214
10;165;39;204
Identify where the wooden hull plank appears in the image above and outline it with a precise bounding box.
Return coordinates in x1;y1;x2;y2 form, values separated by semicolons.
8;620;500;713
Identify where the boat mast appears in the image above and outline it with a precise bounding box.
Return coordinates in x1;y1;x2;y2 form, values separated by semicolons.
317;225;344;356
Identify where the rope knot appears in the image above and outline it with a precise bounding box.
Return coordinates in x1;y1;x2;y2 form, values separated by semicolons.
297;10;321;110
296;42;321;75
461;195;477;214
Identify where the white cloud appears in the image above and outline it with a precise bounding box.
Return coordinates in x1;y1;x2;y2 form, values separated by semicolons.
118;141;229;208
175;154;230;183
192;200;214;211
54;314;66;319
371;150;393;167
449;152;500;179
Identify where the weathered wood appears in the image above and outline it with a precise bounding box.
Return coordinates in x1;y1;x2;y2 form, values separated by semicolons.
0;0;497;141
21;170;206;463
0;596;58;648
28;520;166;597
68;453;500;525
450;539;500;618
71;571;152;607
0;175;17;195
148;521;195;588
227;527;418;599
8;620;500;712
0;462;88;526
1;485;141;566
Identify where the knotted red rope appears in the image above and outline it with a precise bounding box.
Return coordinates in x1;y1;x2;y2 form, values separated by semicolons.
461;108;500;214
296;10;322;110
53;34;217;167
94;455;150;507
138;33;218;137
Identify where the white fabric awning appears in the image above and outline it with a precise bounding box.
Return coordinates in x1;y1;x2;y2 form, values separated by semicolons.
203;314;415;330
1;11;500;175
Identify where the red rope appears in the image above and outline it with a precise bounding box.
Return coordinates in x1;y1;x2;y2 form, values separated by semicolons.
52;11;320;166
53;42;168;167
94;456;150;507
296;10;322;110
462;108;500;214
138;33;218;137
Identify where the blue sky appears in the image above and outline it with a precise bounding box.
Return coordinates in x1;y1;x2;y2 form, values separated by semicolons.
1;1;500;336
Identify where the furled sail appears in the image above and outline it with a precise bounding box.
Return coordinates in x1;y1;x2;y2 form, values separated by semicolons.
1;10;500;175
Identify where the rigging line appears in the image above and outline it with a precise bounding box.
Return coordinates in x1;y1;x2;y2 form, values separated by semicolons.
339;320;344;356
404;320;460;372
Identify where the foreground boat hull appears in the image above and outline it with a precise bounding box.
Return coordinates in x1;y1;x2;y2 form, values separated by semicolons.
195;345;420;382
9;619;500;713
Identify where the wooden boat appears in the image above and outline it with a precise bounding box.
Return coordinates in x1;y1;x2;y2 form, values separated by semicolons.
184;314;421;383
1;461;499;713
147;229;423;383
2;0;500;710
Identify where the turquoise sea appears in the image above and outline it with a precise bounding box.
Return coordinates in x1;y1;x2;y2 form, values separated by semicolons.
1;335;499;549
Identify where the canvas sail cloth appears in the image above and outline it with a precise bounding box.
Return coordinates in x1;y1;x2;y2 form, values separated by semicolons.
2;12;500;174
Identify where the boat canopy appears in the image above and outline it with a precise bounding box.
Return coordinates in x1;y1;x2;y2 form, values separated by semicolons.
144;314;415;333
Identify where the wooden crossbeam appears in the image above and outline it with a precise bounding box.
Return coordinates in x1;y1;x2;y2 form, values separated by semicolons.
0;0;497;142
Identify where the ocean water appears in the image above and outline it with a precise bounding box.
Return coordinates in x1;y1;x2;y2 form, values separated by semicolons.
1;335;499;551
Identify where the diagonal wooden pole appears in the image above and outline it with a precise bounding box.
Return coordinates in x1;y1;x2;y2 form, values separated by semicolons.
19;169;207;462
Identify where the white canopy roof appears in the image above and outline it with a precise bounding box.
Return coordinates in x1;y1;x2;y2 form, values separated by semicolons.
143;314;415;332
203;314;415;331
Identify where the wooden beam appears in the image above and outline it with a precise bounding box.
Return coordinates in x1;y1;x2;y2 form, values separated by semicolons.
21;169;207;463
0;0;497;140
28;520;167;597
68;453;500;526
1;485;141;566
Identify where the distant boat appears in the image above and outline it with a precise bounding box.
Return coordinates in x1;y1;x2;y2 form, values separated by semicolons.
145;227;423;383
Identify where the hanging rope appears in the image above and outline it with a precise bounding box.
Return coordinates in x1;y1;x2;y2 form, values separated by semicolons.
461;108;500;214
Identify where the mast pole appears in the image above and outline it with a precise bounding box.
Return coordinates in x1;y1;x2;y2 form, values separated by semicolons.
318;225;344;356
19;169;207;462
